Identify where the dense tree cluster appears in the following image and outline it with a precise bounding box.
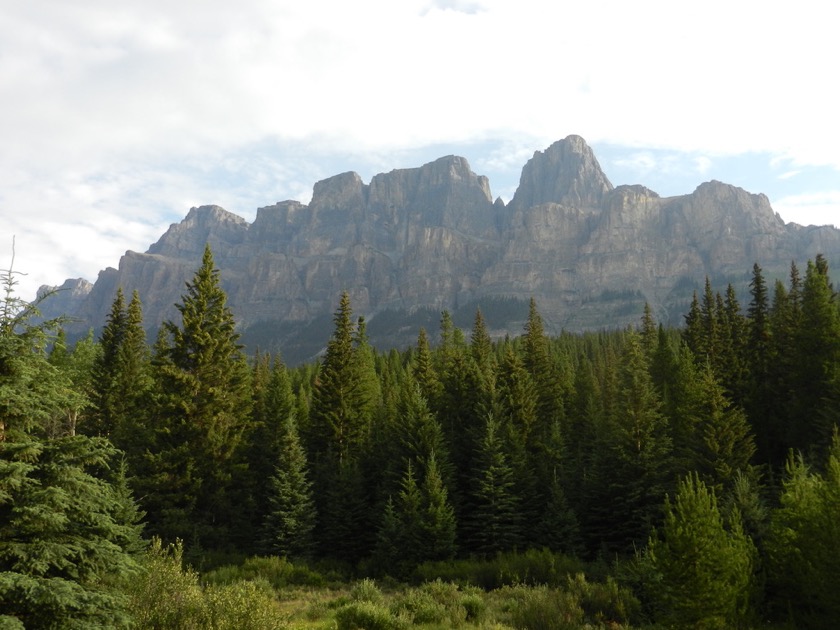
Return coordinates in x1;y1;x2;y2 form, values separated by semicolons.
2;245;839;627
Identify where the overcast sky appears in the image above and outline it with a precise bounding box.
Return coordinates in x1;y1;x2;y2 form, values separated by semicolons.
2;0;838;299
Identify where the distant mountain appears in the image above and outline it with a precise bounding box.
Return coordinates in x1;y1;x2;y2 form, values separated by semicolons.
42;135;840;364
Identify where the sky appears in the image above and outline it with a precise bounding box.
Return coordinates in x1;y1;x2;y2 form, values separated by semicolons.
2;0;839;300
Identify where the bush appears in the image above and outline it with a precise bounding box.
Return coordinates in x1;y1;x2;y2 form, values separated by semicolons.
202;555;329;589
565;573;641;626
125;538;207;629
414;548;584;590
350;578;384;605
390;579;481;626
124;539;288;630
500;585;584;630
334;601;409;630
203;579;286;630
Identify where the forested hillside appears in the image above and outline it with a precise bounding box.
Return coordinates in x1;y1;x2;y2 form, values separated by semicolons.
2;246;839;629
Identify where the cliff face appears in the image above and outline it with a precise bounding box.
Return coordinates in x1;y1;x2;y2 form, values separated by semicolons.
44;135;840;362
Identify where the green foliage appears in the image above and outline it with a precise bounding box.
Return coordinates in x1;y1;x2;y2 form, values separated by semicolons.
766;436;840;627
125;538;286;630
390;579;485;626
498;584;584;630
201;555;332;589
334;601;409;630
0;266;143;629
646;473;756;629
261;413;316;559
414;548;585;590
462;415;523;556
140;245;252;549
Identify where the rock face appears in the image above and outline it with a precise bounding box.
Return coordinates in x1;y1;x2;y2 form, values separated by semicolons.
47;135;840;363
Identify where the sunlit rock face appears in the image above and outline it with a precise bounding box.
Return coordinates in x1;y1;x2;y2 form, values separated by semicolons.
45;135;840;363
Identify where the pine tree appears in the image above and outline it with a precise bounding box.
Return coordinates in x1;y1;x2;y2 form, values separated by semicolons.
308;292;372;465
261;413;316;559
141;244;252;549
419;451;457;562
690;363;757;495
647;474;756;629
586;332;674;553
640;302;657;360
462;415;523;556
792;255;840;456
522;298;564;437
682;290;703;357
412;327;441;407
766;435;840;627
0;262;142;628
247;354;296;532
470;308;495;382
308;292;377;561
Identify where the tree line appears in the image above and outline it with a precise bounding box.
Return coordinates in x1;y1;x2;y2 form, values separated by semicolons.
2;244;838;628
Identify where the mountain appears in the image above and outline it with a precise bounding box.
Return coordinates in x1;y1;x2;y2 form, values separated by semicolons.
42;135;840;364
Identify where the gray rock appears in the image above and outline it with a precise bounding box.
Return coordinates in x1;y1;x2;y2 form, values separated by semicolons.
45;136;840;363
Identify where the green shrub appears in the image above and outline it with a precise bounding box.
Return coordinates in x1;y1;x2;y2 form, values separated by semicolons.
391;579;489;627
125;538;207;629
125;540;289;630
415;549;584;590
565;573;641;626
500;585;584;630
335;601;409;630
202;555;328;589
203;578;286;630
350;578;384;604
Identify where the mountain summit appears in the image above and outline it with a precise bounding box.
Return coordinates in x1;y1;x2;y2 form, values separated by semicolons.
43;135;840;363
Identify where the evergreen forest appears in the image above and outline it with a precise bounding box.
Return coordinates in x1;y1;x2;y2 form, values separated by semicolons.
2;244;839;629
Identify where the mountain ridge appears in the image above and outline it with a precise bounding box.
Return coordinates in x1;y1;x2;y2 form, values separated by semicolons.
41;135;840;363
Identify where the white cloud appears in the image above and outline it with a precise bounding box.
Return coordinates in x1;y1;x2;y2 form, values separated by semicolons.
773;191;840;228
1;0;839;298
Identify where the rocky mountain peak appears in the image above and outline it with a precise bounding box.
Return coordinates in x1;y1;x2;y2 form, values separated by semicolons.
44;136;840;364
510;134;614;210
148;205;249;258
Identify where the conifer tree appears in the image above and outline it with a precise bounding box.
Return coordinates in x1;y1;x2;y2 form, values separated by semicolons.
585;332;674;552
412;327;441;407
522;298;564;435
792;255;840;455
0;263;142;628
647;474;756;629
308;292;377;561
462;415;523;556
745;262;777;463
640;302;657;360
308;292;372;465
247;354;295;525
766;434;840;627
261;413;316;559
420;451;457;562
141;244;252;549
495;347;541;545
470;308;495;382
690;363;757;495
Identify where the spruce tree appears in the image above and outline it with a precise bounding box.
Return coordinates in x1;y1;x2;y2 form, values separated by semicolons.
261;413;316;559
586;332;674;553
308;292;377;561
141;244;251;549
0;263;142;628
462;415;522;556
793;255;840;456
419;452;457;562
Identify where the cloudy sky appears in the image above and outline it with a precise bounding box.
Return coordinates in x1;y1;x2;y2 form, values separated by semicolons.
2;0;838;299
